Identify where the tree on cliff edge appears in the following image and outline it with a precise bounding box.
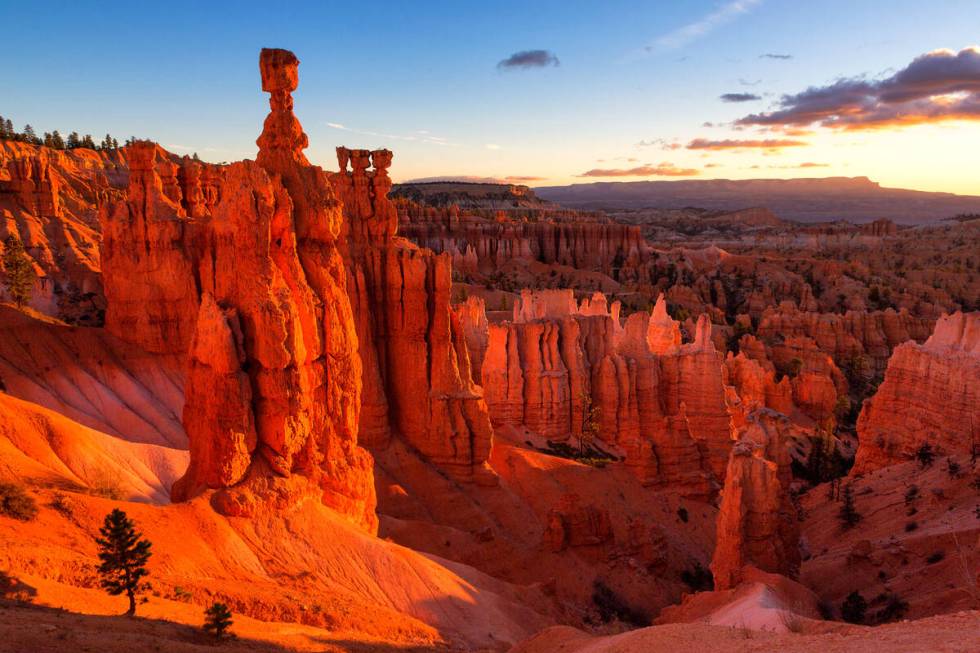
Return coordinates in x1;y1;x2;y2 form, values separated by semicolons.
2;235;36;308
95;508;152;616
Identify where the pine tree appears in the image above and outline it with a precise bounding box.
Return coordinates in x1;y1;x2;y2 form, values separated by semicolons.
838;483;861;529
22;124;37;144
51;130;65;150
203;602;234;639
102;133;113;150
111;137;119;149
841;591;867;624
67;131;80;149
95;508;152;616
0;116;7;139
4;119;13;139
43;132;53;148
2;236;36;308
82;134;96;149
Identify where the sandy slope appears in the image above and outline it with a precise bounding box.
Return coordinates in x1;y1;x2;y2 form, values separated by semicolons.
0;483;553;651
509;610;980;653
0;392;187;502
0;306;184;447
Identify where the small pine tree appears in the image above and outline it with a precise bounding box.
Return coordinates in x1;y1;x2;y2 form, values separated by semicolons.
0;115;7;139
946;457;961;478
203;602;234;639
2;236;36;308
915;442;935;469
95;508;152;616
22;124;37;144
51;130;65;150
43;132;53;147
841;590;867;624
81;134;96;149
67;131;80;149
838;483;861;529
111;137;119;149
4;119;13;139
578;391;601;455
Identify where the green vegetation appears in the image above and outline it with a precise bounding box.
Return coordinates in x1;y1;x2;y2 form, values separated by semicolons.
203;602;234;639
840;591;867;624
95;509;153;616
680;561;713;592
838;483;861;529
0;482;38;521
0;114;119;150
2;236;36;308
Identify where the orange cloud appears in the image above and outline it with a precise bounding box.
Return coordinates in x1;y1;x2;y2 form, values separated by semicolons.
738;46;980;131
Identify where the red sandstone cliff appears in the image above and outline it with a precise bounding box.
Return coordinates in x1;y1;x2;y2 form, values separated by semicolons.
854;311;980;472
101;49;377;532
330;148;495;482
461;290;736;496
710;432;800;590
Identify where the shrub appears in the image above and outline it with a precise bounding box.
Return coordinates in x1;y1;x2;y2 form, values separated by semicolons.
0;482;38;521
873;593;909;623
838;483;861;529
904;521;918;532
1;236;36;308
841;591;867;624
591;580;650;627
946;458;962;479
203;602;234;639
49;492;73;517
680;562;713;592
915;442;935;469
926;551;945;564
87;469;124;500
677;507;689;523
904;484;919;506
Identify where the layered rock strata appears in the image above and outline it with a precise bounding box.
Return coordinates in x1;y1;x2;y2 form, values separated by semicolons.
710;431;800;590
101;49;377;531
330;148;495;482
854;311;980;472
459;290;736;496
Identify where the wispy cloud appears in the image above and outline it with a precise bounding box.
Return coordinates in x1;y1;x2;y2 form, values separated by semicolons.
686;137;807;150
325;121;450;145
485;144;501;150
497;49;560;70
720;92;762;102
636;138;682;150
760;53;793;60
579;162;700;177
643;0;763;53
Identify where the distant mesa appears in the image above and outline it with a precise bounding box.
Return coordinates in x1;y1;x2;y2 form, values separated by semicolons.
535;176;980;224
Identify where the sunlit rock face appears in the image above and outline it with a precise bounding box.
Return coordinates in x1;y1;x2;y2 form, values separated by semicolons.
710;430;800;591
330;147;495;483
458;290;740;497
101;49;377;532
854;311;980;473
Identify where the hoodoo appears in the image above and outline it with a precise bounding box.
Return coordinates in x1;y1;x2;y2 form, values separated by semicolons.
101;48;377;532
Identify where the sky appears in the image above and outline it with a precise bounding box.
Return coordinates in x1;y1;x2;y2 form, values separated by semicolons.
2;0;980;194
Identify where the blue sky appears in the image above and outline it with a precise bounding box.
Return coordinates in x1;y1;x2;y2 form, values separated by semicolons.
2;0;979;192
